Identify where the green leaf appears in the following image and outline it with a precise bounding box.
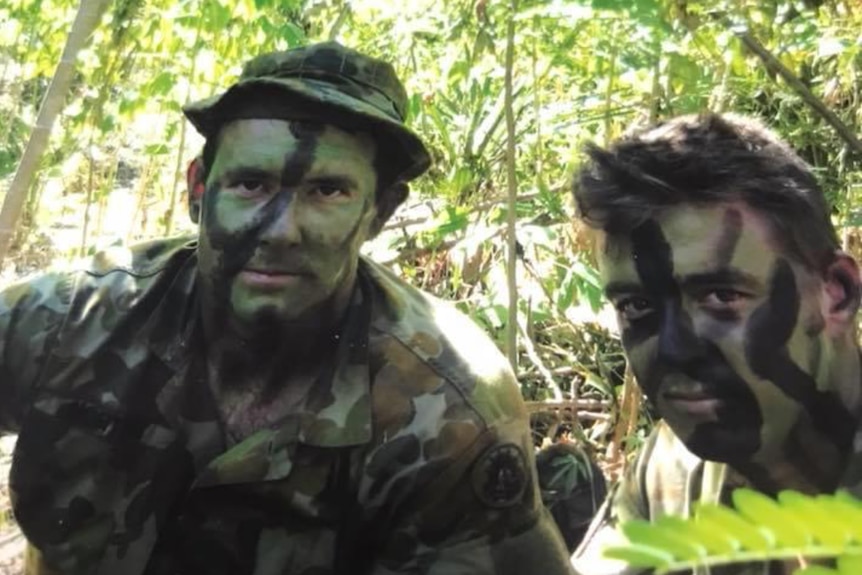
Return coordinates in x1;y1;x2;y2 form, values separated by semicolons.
279;22;305;47
147;71;175;97
838;554;862;574
796;567;840;575
653;515;736;556
824;491;862;544
622;519;706;561
603;543;673;568
694;502;773;551
778;491;848;547
733;489;810;547
145;143;170;155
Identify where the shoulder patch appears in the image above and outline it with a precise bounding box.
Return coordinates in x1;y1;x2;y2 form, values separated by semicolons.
471;443;528;508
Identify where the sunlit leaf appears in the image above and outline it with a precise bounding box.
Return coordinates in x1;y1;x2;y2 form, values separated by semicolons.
733;489;810;547
837;554;862;574
622;519;706;561
604;543;673;568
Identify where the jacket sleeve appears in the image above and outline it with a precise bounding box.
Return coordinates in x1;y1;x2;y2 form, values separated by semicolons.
366;371;575;575
0;271;75;433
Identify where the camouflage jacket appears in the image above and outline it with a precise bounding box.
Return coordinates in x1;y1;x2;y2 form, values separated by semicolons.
572;422;782;575
0;237;573;575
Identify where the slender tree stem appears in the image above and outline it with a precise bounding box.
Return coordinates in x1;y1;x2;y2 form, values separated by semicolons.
503;0;519;371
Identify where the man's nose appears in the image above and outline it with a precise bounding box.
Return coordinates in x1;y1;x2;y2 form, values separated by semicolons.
656;302;705;366
260;194;302;245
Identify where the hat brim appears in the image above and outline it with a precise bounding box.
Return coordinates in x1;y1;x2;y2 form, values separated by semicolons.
183;78;431;182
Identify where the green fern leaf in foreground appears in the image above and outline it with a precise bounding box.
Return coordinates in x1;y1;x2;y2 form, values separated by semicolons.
604;489;862;574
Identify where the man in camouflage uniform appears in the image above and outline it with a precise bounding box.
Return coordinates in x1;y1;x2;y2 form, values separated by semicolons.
569;113;862;574
0;42;573;574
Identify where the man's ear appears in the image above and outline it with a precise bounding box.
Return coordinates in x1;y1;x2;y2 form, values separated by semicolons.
823;251;861;332
186;156;206;225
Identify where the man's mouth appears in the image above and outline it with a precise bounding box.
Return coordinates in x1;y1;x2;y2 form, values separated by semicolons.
239;267;307;288
660;381;738;417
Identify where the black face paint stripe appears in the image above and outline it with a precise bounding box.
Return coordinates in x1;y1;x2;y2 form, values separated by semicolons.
629;221;705;366
631;221;678;299
281;122;323;189
715;208;743;269
746;259;856;452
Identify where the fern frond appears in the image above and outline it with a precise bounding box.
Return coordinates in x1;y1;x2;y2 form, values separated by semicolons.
604;488;862;574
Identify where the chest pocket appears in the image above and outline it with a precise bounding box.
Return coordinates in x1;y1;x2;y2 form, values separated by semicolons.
11;393;191;575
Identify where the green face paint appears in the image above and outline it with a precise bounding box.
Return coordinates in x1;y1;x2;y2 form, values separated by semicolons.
197;119;378;334
600;203;856;486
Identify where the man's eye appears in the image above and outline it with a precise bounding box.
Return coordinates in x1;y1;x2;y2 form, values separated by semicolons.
228;179;267;196
310;185;348;199
702;289;748;309
616;297;654;321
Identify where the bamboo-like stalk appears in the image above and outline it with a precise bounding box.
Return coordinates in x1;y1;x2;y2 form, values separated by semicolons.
0;0;111;270
503;0;519;371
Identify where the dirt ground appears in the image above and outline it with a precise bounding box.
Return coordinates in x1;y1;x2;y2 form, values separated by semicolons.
0;437;23;575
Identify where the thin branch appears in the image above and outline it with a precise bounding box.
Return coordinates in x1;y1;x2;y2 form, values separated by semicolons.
517;320;563;401
725;17;862;158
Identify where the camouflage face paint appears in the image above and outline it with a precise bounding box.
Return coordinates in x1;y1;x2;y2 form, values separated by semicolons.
746;260;855;457
622;217;762;462
197;119;378;349
600;204;857;481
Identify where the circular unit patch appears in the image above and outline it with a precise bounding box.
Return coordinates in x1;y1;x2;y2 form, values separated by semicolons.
471;443;528;509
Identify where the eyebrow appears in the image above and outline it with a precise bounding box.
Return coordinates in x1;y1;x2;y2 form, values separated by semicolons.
305;174;360;190
678;268;764;291
603;268;764;299
218;166;277;183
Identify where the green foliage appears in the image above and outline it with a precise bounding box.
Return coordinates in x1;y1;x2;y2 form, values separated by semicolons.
606;489;862;574
1;0;861;457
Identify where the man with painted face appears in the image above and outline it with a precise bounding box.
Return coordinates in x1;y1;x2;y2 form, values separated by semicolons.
569;113;862;575
0;42;573;575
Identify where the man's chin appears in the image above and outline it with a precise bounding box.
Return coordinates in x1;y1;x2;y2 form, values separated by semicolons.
227;295;313;331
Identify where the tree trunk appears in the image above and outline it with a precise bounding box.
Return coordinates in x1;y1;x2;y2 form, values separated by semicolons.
0;0;110;270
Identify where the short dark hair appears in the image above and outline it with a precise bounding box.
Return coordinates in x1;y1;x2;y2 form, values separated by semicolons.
573;113;839;270
198;91;406;235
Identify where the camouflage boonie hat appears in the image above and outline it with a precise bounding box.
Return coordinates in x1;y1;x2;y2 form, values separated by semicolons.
183;42;431;182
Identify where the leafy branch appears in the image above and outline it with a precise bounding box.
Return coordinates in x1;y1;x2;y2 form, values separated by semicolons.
606;488;862;574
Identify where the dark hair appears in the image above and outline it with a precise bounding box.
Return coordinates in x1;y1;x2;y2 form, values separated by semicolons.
198;91;406;235
573;113;839;270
